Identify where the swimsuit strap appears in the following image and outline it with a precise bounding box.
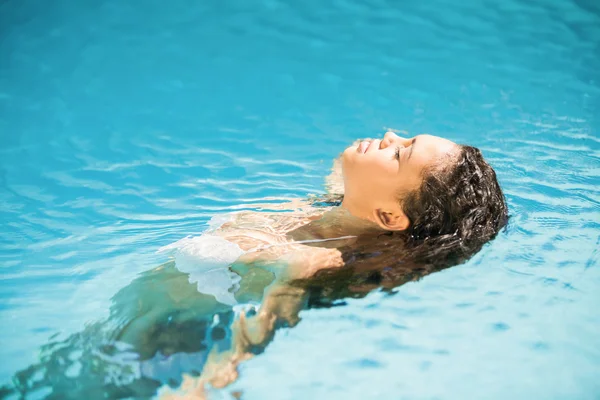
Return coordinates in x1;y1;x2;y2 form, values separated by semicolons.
247;235;357;252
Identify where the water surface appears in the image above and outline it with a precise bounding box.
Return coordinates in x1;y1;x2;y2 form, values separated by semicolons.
1;0;599;398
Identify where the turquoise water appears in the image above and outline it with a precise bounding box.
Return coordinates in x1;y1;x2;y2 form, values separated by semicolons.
1;0;599;398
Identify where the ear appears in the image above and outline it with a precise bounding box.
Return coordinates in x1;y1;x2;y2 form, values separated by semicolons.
374;208;410;231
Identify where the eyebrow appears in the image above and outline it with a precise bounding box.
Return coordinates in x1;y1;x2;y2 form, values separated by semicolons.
407;138;417;161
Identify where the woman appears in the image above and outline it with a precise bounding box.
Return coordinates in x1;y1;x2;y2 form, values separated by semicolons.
7;131;507;399
160;131;509;398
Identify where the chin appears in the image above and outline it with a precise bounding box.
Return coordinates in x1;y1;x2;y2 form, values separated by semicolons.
340;149;353;179
341;147;354;169
342;144;357;160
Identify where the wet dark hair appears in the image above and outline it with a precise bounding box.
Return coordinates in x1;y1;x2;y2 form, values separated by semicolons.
301;144;508;304
401;144;508;267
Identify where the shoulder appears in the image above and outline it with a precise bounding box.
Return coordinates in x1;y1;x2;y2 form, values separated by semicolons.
210;203;325;251
205;201;344;278
234;242;344;281
280;245;344;280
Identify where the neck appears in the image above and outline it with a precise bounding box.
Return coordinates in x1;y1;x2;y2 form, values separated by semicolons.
340;195;372;222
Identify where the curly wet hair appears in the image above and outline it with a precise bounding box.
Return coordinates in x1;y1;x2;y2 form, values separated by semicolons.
401;144;508;266
300;144;508;304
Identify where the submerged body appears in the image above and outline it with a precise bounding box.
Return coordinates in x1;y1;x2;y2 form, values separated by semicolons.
7;132;507;399
160;131;508;397
8;199;359;399
159;205;369;398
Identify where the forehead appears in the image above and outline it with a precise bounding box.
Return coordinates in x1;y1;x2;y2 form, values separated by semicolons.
411;134;458;168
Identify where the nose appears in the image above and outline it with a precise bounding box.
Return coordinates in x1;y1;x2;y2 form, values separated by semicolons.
380;131;412;149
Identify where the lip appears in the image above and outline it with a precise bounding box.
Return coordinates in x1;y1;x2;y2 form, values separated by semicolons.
358;140;371;154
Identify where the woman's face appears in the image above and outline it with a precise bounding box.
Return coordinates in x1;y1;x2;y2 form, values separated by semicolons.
341;132;457;230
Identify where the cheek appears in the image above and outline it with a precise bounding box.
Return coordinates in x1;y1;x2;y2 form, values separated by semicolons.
346;160;388;191
366;174;394;197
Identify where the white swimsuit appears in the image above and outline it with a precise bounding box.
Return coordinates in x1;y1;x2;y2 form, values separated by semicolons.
157;214;246;306
158;212;357;306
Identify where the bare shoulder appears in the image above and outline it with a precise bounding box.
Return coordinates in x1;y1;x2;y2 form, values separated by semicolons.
206;199;345;278
210;201;324;251
279;245;344;279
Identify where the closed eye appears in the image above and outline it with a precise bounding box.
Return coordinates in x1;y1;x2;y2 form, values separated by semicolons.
408;138;417;160
394;138;417;162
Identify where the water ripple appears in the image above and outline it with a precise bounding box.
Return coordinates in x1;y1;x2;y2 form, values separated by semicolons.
1;0;599;398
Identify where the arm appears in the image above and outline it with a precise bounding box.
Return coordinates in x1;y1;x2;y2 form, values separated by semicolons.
161;246;343;399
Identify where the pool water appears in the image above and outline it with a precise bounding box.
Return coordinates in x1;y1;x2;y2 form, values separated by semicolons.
1;0;599;398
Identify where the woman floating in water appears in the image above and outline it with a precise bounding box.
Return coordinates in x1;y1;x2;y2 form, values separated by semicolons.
160;131;508;398
8;131;507;400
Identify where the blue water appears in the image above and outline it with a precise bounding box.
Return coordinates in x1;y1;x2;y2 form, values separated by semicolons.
1;0;599;398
